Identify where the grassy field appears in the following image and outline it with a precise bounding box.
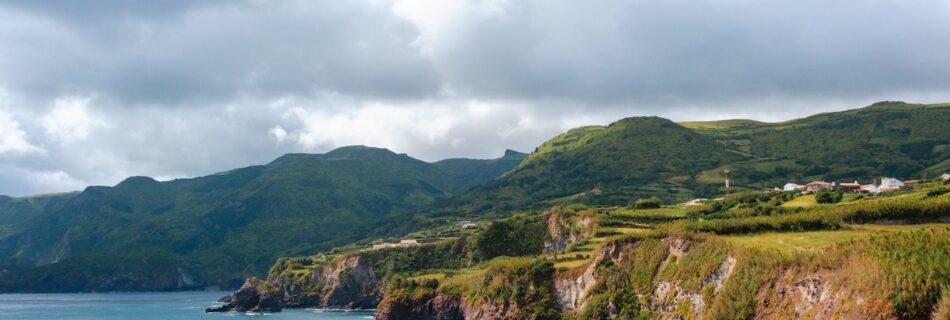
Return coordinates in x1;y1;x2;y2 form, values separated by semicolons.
718;223;949;253
607;206;689;220
781;194;817;208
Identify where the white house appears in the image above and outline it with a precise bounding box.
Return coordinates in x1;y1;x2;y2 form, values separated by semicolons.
879;177;904;192
860;184;881;194
783;183;804;192
941;173;950;181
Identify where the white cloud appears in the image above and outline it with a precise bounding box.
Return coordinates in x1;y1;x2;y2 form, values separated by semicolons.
277;99;608;161
268;125;288;143
0;109;44;155
40;96;107;142
30;170;86;193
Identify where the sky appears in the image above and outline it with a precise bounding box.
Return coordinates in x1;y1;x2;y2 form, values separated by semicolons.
1;0;949;196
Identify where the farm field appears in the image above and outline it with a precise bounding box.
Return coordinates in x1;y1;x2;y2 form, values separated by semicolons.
718;223;949;252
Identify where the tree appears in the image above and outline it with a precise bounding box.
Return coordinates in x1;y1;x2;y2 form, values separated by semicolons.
815;188;842;204
630;197;662;209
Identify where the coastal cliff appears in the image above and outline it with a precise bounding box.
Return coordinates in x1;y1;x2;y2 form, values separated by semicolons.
376;228;950;319
209;236;471;312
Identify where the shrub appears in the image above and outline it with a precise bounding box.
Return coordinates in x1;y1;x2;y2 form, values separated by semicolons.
631;197;662;209
474;217;547;261
926;187;949;198
815;188;843;203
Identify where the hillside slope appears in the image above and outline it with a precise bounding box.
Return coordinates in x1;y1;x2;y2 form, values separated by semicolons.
0;146;524;292
440;102;949;217
440;117;742;215
682;101;950;187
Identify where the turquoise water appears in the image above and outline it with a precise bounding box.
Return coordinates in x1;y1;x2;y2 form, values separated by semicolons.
0;292;375;319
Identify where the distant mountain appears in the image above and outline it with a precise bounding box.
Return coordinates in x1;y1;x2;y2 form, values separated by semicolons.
0;146;525;292
434;149;527;193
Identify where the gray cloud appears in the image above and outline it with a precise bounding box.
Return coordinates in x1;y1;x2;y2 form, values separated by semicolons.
0;0;948;196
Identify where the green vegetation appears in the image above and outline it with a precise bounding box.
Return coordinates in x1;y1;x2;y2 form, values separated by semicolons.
2;101;949;298
815;188;843;203
684;102;950;186
362;183;948;318
719;224;947;253
0;146;524;292
473;215;548;261
441;117;741;215
630;197;662;209
666;196;949;235
781;194;816;207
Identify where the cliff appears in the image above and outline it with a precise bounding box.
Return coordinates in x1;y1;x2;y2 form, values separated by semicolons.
210;237;471;312
376;228;950;319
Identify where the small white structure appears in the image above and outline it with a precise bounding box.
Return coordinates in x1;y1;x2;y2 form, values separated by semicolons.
860;184;881;194
783;183;804;192
941;173;950;181
373;239;420;250
683;198;708;206
457;220;478;229
879;177;904;192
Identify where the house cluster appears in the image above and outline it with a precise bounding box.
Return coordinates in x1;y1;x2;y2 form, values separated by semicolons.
372;239;420;250
782;177;919;194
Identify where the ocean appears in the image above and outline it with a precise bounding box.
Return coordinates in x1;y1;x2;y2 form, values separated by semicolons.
0;291;375;320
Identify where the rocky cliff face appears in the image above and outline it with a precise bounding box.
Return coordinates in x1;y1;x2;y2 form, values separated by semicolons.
209;255;381;313
375;232;939;320
281;255;382;309
543;207;595;253
375;292;464;320
206;278;283;313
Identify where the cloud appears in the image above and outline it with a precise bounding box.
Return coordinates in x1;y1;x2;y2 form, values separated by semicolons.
268;125;287;143
0;109;44;155
0;0;948;196
40;96;107;142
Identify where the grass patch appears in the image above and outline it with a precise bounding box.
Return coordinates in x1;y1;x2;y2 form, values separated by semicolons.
718;223;949;253
780;194;816;208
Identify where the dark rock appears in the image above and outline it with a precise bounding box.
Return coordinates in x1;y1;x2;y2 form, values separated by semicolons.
375;293;463;320
206;278;283;313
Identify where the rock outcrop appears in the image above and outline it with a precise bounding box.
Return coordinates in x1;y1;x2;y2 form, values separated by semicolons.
206;278;283;313
544;207;595;253
278;255;381;309
210;254;381;313
376;292;464;320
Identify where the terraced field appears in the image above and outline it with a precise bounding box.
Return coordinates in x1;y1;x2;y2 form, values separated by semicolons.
718;223;949;252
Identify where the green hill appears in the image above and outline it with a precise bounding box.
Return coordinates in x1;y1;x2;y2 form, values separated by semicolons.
683;101;950;188
437;102;949;217
0;146;524;292
439;117;743;215
434;149;528;193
